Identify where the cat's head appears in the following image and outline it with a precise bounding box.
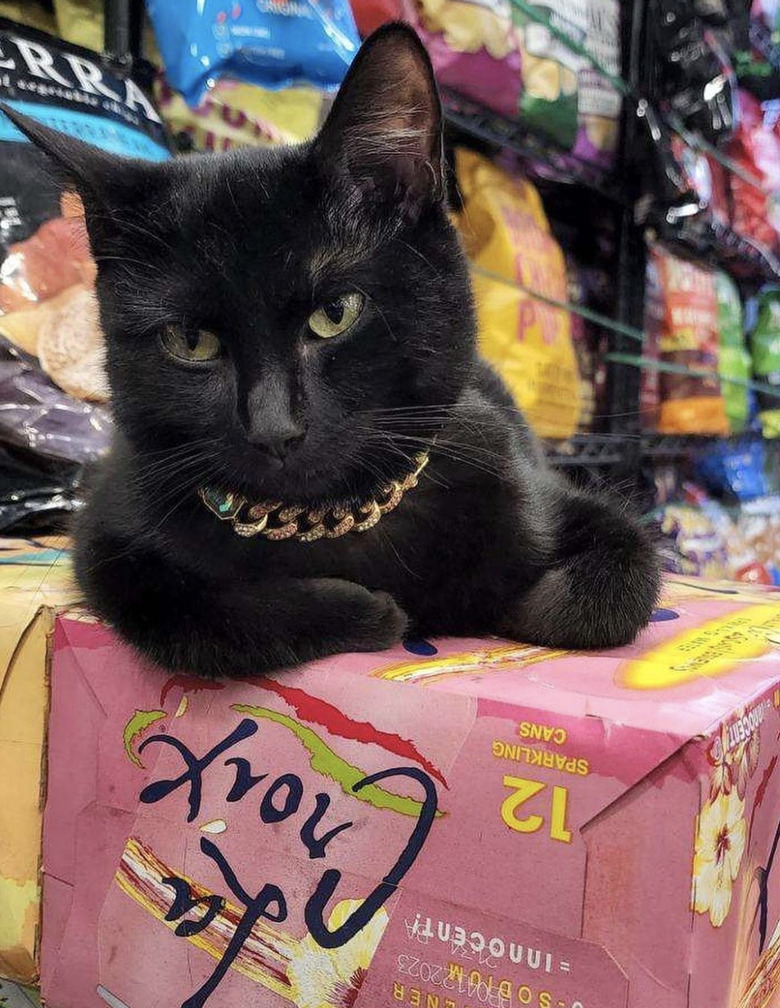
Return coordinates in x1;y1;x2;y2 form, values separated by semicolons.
3;24;476;503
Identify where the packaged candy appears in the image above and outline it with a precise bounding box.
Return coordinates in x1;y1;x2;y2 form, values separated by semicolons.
737;494;780;583
749;287;780;436
145;0;360;107
641;245;729;435
0;18;169;463
655;498;732;579
456;148;581;438
714;270;751;433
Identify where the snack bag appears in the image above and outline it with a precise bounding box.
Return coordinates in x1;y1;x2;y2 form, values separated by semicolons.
573;0;622;168
715;270;751;433
728;90;780;251
146;0;360;106
456;148;581;438
405;0;521;120
0;19;169;458
641;245;729;435
154;76;327;151
749;287;780;436
513;0;586;149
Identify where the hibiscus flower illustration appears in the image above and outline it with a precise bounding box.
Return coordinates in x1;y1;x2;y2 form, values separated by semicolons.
692;790;747;928
287;900;389;1008
709;723;736;801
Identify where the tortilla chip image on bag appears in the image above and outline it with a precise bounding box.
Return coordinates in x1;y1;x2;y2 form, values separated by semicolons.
455;147;582;438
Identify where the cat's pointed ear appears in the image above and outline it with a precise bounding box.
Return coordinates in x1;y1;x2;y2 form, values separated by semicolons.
0;101;161;221
0;103;136;202
313;23;444;215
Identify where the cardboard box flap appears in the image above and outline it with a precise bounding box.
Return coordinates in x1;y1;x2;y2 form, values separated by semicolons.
0;540;74;985
361;578;780;741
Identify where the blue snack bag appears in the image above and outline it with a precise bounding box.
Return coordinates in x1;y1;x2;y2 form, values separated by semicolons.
146;0;360;106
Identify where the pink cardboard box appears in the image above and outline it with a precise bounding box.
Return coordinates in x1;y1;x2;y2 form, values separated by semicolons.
40;578;780;1008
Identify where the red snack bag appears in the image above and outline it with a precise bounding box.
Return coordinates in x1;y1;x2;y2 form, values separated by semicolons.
641;244;729;435
728;90;780;250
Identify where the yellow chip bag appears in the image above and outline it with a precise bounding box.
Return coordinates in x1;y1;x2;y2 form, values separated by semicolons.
456;148;582;439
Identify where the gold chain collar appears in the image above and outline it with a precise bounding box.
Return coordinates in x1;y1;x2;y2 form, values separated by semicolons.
199;451;429;541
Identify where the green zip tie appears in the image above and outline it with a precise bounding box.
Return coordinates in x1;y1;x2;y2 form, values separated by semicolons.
469;264;645;342
606;351;780;402
508;0;631;97
663;110;767;192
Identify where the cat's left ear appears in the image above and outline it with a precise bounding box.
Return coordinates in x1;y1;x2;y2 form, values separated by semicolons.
0;103;162;253
313;23;444;217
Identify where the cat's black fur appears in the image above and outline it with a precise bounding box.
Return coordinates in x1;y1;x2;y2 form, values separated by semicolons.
2;25;660;677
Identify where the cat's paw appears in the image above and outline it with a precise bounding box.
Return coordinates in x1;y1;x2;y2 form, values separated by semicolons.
336;587;409;653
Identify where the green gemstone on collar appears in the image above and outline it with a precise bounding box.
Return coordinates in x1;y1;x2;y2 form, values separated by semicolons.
200;487;245;521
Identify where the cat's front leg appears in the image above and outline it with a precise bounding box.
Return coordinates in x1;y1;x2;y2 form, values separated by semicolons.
74;530;407;677
497;485;661;650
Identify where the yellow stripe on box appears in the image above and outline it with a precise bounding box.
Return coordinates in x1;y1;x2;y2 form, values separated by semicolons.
621;605;780;690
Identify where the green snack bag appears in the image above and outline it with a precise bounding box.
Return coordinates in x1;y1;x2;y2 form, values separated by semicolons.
514;0;585;149
715;271;750;433
750;288;780;438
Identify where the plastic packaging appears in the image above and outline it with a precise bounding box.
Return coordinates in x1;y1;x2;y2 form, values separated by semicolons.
154;76;328;152
696;437;771;499
407;0;521;121
728;90;780;252
456;148;582;438
641;245;729;435
653;0;738;144
0;19;168;521
714;270;751;433
749;287;780;436
145;0;360;106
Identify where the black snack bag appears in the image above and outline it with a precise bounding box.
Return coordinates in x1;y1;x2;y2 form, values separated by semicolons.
0;18;169;525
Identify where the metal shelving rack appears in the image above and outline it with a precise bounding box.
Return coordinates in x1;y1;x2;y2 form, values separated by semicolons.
101;0;778;490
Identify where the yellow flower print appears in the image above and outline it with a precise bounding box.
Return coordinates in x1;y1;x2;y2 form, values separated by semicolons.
692;791;747;928
287;900;389;1008
709;723;736;801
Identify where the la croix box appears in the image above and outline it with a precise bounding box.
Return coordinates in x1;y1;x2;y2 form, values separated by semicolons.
23;578;780;1007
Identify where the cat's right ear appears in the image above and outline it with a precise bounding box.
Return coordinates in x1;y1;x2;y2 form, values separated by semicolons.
313;23;445;218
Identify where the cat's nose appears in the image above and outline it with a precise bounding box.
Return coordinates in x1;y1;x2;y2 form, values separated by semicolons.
247;420;306;460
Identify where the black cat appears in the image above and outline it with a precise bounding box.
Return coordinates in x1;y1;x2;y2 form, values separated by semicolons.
2;24;660;678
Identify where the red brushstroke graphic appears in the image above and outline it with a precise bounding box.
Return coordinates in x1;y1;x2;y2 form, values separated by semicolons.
158;673;447;787
160;675;225;708
250;677;448;787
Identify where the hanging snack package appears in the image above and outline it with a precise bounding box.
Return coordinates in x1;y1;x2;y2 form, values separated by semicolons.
0;17;169;463
512;0;585;149
728;90;780;251
749;287;780;436
641;245;729;435
456;148;581;438
572;0;622;168
145;0;360;108
404;0;521;120
153;76;327;152
714;270;751;433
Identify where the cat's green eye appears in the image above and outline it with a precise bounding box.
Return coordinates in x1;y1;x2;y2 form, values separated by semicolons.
161;325;223;363
308;292;365;339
